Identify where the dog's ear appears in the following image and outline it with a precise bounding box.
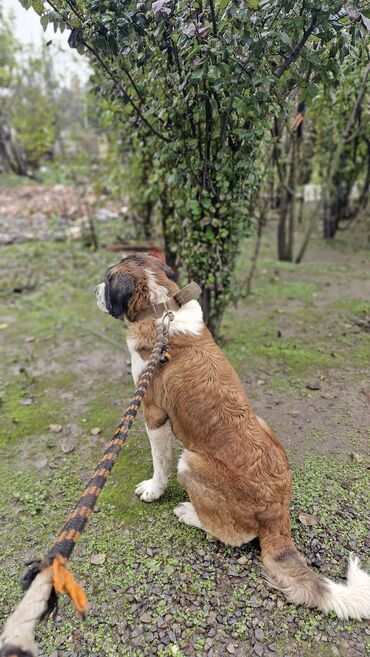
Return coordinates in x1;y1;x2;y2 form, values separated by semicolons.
105;272;135;319
159;261;176;281
148;251;176;281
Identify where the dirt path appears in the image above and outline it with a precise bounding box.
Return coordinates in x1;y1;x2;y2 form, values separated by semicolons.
0;198;369;657
0;182;124;245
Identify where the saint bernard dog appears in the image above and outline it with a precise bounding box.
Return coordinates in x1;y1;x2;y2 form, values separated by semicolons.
95;253;370;620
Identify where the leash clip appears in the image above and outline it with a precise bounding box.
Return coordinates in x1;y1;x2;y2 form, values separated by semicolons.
162;310;174;336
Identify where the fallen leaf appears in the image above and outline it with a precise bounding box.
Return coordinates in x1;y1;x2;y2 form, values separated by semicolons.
60;440;75;454
0;323;8;330
351;452;364;463
298;512;320;527
91;427;102;435
49;423;63;433
306;380;320;391
20;397;36;406
90;553;106;565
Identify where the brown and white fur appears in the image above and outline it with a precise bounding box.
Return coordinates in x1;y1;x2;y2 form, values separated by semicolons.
95;253;370;620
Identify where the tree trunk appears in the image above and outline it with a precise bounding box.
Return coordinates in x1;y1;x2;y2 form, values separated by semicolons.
201;287;212;333
286;139;297;261
277;192;290;261
159;191;177;274
143;200;153;239
323;202;337;239
0;125;34;178
200;285;222;339
246;209;265;295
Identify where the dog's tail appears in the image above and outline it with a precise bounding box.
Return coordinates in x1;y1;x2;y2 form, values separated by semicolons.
260;531;370;620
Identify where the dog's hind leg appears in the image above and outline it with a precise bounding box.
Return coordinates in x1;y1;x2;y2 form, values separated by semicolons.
174;452;203;528
175;450;258;547
174;501;202;528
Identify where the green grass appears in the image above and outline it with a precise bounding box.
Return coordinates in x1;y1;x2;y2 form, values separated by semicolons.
251;280;317;305
0;377;66;447
222;314;338;377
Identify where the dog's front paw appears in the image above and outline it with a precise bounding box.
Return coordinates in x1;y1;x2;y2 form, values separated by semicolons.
135;478;164;502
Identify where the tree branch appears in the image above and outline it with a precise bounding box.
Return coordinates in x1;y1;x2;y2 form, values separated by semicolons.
343;62;370;142
81;41;171;142
274;12;318;79
63;0;83;22
209;0;217;36
44;0;171;143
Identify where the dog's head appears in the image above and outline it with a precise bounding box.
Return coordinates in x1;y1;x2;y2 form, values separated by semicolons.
95;254;176;321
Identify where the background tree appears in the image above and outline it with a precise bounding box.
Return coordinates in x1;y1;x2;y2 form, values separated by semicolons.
0;3;96;177
0;5;29;177
272;100;308;263
11;49;58;170
17;0;370;333
312;47;370;239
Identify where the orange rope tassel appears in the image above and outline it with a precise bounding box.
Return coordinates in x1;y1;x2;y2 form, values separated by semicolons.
51;556;88;616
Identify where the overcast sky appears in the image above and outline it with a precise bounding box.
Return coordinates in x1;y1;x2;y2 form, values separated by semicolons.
3;0;91;84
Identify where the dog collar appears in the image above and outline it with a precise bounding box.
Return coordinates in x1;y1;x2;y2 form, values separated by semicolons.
133;281;202;322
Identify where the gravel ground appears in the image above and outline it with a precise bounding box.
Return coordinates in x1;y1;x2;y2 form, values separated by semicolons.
35;480;369;657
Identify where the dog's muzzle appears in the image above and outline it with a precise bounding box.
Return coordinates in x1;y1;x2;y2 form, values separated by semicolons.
95;282;109;313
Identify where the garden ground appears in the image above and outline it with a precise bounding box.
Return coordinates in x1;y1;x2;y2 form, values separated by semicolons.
0;188;369;657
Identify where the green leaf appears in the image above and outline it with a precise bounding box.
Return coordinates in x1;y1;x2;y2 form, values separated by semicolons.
40;14;49;31
305;83;319;99
360;13;370;31
69;16;81;28
279;32;292;47
31;0;44;15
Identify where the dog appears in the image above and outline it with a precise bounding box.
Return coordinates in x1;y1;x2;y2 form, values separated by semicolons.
95;253;370;620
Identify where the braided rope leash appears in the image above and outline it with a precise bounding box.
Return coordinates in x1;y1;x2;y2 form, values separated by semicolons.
0;320;172;657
